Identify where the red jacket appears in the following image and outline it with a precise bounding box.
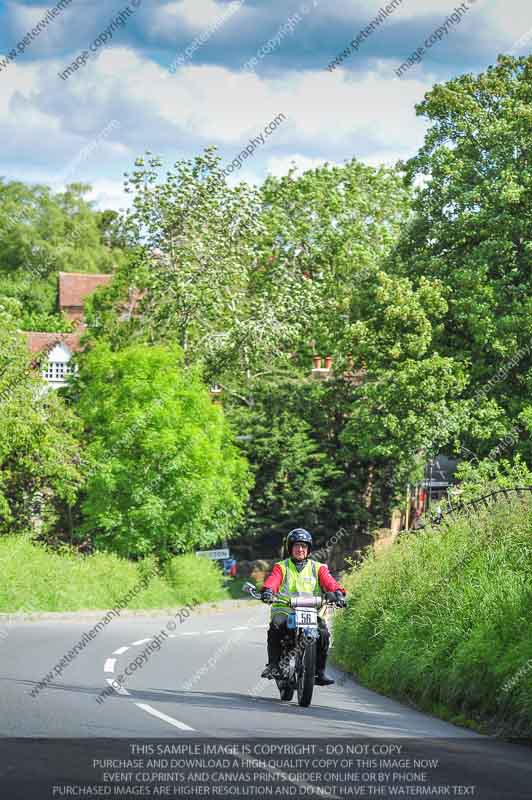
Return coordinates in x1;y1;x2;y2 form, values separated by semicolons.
262;559;346;594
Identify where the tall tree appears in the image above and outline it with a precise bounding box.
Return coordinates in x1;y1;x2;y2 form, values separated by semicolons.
87;148;319;383
396;54;532;460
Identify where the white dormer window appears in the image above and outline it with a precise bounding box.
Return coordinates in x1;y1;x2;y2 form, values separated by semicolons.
42;361;76;381
40;342;77;388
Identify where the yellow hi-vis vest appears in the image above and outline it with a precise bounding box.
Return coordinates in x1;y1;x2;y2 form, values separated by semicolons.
271;558;326;620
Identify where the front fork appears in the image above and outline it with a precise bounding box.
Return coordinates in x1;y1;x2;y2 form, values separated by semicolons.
279;628;319;681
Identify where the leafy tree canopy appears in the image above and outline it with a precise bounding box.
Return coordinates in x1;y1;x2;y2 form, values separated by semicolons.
0;180;125;318
87;148;316;381
75;343;251;558
396;54;532;461
0;298;82;534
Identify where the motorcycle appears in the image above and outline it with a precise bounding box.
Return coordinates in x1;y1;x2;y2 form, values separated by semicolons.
243;581;345;707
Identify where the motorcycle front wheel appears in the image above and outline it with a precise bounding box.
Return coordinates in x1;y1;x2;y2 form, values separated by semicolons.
276;679;295;702
297;640;316;707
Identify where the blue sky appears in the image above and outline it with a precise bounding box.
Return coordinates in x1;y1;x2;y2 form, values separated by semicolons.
0;0;531;211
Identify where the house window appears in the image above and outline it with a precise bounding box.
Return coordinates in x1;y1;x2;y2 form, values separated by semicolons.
41;361;76;381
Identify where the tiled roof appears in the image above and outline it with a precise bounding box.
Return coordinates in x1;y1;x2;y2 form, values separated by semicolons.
58;272;111;309
24;331;82;357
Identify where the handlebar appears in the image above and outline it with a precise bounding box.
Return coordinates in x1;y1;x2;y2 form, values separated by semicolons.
243;582;346;608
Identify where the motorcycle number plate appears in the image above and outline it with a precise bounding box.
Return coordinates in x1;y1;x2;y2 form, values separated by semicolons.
295;608;318;627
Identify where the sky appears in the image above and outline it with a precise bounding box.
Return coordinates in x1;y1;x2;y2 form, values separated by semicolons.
0;0;531;212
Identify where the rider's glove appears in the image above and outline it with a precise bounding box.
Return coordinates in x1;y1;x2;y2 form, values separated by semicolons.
261;588;274;604
334;590;347;607
325;591;337;603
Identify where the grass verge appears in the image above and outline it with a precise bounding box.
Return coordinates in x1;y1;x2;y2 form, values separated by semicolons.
0;536;227;613
332;496;532;737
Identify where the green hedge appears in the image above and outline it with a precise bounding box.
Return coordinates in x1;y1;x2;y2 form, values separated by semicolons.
332;497;532;736
0;536;226;612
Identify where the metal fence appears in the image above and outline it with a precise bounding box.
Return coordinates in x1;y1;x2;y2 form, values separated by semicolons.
411;486;532;531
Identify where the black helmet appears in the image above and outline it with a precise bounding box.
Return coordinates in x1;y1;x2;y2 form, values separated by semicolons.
285;528;312;556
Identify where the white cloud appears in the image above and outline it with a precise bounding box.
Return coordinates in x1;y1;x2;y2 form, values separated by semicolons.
166;0;230;29
157;58;430;152
0;58;39;117
0;45;430;195
86;178;131;211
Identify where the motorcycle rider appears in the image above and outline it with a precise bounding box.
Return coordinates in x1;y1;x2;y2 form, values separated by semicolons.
260;528;346;686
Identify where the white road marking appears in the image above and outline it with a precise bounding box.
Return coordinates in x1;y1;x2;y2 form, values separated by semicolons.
168;634;176;638
132;638;151;646
253;624;269;629
206;629;224;634
233;626;249;630
106;678;130;697
104;658;116;673
113;646;129;655
180;631;200;636
135;703;195;731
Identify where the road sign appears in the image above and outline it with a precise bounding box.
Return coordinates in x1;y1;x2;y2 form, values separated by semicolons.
195;548;230;560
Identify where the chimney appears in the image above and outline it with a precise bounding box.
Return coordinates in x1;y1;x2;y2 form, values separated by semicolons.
311;356;332;381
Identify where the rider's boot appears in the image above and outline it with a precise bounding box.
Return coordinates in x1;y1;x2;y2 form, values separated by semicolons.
261;664;281;679
261;628;282;679
315;670;335;686
315;640;335;686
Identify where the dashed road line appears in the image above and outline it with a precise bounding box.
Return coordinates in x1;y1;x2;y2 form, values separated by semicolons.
135;702;195;731
99;623;261;729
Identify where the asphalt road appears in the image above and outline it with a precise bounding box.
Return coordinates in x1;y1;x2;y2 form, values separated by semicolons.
1;599;531;798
